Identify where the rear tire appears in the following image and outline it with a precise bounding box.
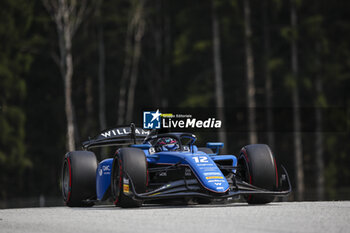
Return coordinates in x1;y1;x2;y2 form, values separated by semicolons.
62;151;97;207
111;148;147;208
238;144;278;204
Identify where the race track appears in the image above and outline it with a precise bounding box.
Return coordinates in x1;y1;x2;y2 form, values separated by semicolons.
0;201;349;233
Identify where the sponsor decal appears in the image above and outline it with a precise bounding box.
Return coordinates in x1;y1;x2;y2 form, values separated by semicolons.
102;165;111;175
199;167;217;171
101;127;149;138
143;109;222;129
208;179;225;183
204;172;222;176
123;184;129;193
206;176;224;180
99;166;111;176
197;163;214;166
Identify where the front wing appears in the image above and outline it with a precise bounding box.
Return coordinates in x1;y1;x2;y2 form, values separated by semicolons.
124;165;292;201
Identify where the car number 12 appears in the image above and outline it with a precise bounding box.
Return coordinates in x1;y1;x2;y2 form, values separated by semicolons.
192;156;208;163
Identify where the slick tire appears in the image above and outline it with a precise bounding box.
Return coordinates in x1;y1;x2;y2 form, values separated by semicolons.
62;151;97;207
238;144;278;204
111;148;147;208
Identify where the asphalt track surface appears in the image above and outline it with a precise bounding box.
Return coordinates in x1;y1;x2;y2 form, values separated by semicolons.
0;201;349;233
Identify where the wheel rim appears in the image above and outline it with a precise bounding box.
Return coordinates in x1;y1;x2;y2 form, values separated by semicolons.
62;159;71;201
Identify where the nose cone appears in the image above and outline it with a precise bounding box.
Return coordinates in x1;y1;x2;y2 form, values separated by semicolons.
185;153;229;193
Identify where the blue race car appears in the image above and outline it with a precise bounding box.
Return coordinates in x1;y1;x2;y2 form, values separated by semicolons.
61;124;291;207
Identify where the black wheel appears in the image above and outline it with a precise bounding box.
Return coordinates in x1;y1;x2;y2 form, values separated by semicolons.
111;147;147;208
198;147;214;154
238;144;278;204
62;151;97;207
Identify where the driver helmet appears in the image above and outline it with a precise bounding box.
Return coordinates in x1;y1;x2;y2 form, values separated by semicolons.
157;137;179;151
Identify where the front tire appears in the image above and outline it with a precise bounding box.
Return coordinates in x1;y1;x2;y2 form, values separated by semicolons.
238;144;278;204
111;148;147;208
62;151;97;207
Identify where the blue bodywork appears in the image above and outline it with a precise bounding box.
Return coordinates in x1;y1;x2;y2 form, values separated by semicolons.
95;141;237;200
96;159;113;200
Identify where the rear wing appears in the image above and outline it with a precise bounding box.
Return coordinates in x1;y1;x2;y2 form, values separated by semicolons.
82;124;150;150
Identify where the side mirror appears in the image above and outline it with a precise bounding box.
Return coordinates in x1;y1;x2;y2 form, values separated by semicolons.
206;142;224;154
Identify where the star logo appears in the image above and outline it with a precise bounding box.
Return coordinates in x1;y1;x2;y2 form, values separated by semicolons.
151;109;161;122
143;110;161;129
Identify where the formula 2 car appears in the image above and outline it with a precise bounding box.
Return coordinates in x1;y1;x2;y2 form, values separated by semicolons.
61;124;291;207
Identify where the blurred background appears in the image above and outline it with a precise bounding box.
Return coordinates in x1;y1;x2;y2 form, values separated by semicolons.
0;0;349;208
